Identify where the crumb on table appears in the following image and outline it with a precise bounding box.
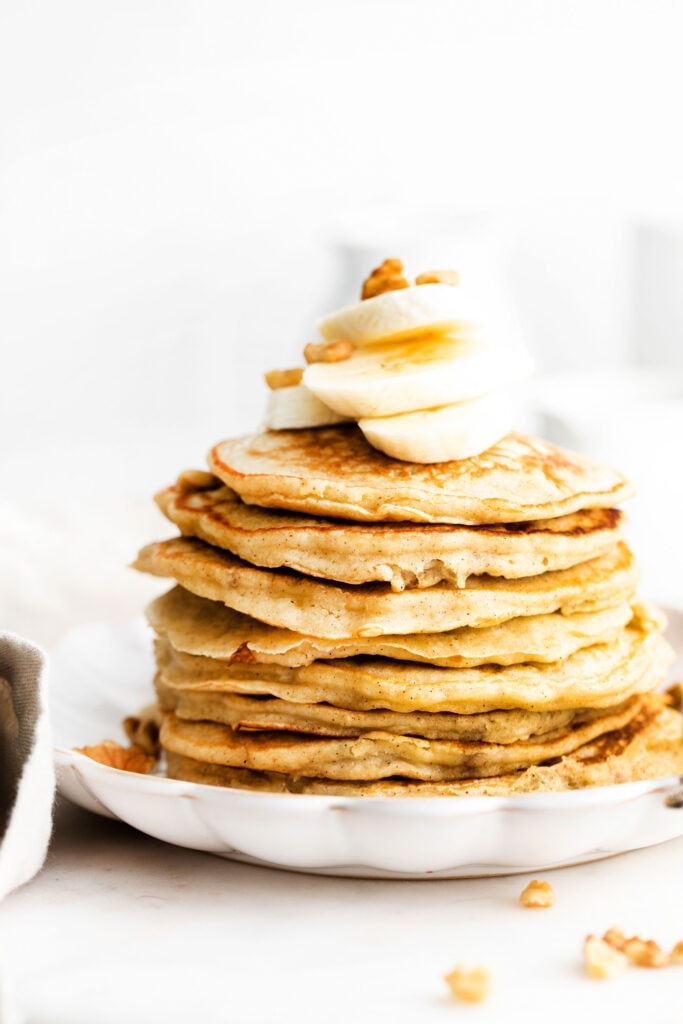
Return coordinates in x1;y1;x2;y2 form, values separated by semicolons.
444;965;492;1003
520;879;554;908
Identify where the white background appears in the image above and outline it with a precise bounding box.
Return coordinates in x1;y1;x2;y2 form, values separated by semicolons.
2;0;683;641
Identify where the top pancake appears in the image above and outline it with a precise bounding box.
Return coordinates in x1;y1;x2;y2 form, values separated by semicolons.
209;427;633;525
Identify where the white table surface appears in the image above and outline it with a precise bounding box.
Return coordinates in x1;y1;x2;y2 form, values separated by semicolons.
2;797;683;1024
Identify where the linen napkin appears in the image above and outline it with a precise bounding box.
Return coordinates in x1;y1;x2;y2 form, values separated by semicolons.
0;632;54;901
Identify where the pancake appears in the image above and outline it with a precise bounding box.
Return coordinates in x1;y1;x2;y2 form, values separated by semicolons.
165;694;683;795
134;538;638;639
158;697;643;782
156;681;635;743
147;586;634;669
208;428;634;525
154;604;672;713
156;471;626;590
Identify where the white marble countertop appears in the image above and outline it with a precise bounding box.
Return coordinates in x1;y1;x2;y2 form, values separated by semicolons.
2;799;683;1024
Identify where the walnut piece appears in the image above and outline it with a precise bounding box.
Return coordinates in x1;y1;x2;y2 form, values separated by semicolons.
622;937;670;968
520;879;555;908
583;936;629;980
264;367;304;390
175;469;218;492
601;927;670;967
664;681;683;712
75;740;156;774
303;339;353;364
123;703;162;757
415;269;460;286
444;965;492;1004
360;258;410;300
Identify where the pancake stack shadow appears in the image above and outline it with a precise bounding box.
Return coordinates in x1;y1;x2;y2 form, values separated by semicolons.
133;427;683;796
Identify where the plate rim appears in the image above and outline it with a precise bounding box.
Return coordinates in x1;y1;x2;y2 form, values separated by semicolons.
54;744;683;813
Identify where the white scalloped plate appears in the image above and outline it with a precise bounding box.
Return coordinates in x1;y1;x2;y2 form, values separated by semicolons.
52;611;683;878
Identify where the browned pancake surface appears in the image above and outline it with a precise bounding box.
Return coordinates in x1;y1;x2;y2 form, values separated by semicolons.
209;428;633;525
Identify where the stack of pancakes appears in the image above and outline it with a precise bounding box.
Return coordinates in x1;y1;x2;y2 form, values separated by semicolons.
134;426;683;796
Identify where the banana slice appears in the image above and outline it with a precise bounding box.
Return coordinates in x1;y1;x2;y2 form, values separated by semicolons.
316;284;463;347
263;384;350;431
358;392;511;463
304;333;533;419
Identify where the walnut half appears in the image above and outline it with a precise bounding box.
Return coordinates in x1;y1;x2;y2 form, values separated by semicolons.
360;258;410;300
74;740;156;775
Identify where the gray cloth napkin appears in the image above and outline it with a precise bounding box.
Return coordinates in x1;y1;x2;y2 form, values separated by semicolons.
0;633;54;900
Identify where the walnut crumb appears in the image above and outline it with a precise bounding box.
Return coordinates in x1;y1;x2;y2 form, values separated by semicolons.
75;740;156;774
303;339;353;364
670;940;683;963
583;936;629;980
520;879;554;908
444;966;491;1004
415;269;460;286
360;258;410;300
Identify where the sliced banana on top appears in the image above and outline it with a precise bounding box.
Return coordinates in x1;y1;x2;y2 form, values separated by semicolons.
358;392;513;464
304;333;533;420
263;262;532;463
316;284;463;348
263;384;350;431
